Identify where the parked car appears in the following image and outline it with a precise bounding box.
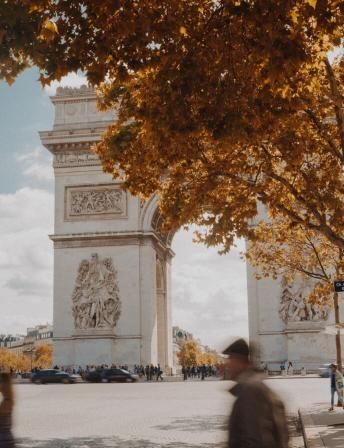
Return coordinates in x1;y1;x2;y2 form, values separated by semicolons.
31;369;81;384
85;368;138;383
318;364;332;378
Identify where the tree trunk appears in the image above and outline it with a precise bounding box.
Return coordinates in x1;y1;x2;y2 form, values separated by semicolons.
333;292;342;373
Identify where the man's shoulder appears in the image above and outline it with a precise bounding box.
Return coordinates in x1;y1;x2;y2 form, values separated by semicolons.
237;371;284;404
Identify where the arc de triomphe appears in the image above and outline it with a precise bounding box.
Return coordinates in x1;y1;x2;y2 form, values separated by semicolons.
41;86;339;370
41;85;173;370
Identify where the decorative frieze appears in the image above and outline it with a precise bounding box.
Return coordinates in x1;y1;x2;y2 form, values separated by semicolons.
72;253;121;330
54;151;100;168
65;184;127;221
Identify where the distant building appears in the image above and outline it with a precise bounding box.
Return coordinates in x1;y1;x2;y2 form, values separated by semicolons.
173;326;194;345
0;335;24;349
0;324;53;354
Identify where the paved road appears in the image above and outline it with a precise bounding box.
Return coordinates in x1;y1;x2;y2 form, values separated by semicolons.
13;377;330;447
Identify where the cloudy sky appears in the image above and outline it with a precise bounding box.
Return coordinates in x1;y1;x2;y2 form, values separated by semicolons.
0;68;248;351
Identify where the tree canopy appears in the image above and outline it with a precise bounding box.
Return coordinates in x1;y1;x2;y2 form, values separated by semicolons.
246;215;343;305
1;0;343;251
177;340;202;367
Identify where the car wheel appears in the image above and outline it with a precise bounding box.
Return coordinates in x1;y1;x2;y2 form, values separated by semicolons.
125;378;132;383
34;378;42;385
62;378;70;384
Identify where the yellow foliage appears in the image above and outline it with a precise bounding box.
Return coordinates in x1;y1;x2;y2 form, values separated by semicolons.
177;341;221;366
199;351;219;366
34;344;53;369
247;215;342;308
305;0;317;9
0;349;31;372
179;26;188;37
1;0;343;257
39;19;58;42
0;344;53;372
177;340;202;367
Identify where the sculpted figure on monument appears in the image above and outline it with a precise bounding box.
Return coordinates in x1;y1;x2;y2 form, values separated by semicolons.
72;254;121;330
279;279;329;323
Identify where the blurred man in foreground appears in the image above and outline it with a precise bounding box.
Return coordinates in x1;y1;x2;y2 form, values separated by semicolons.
224;339;289;448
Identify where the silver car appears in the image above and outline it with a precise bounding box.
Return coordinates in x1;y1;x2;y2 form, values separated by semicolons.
318;363;332;378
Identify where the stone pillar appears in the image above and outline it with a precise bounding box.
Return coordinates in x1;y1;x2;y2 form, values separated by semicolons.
40;86;174;369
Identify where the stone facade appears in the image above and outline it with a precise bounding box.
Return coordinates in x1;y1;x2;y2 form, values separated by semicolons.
41;86;173;370
247;244;344;370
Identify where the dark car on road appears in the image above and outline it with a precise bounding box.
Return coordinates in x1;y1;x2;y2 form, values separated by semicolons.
85;368;138;383
31;369;81;384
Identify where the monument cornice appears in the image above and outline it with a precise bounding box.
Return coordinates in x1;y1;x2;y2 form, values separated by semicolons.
53;334;142;342
40;129;104;151
258;328;323;335
49;230;175;256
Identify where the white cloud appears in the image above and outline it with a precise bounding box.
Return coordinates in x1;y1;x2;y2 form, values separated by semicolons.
16;147;53;185
44;72;88;96
171;230;248;351
0;187;54;334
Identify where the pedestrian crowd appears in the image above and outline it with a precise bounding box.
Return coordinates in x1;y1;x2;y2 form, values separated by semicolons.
181;364;218;381
131;364;164;381
260;360;307;376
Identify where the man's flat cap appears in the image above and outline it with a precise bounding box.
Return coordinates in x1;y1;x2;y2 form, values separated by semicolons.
222;338;249;357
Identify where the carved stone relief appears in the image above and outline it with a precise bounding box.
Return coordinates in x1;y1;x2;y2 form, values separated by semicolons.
279;279;329;323
65;185;127;220
72;254;121;330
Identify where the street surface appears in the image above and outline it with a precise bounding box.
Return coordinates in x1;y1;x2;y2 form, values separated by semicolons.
13;377;330;447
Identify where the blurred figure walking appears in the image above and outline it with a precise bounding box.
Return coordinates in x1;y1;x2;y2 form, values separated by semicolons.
224;339;289;448
0;373;15;448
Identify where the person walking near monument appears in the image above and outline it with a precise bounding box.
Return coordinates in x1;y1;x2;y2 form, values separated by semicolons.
201;364;206;380
145;365;150;381
224;338;289;448
149;364;155;382
182;366;187;381
329;363;343;411
156;364;163;381
0;373;15;448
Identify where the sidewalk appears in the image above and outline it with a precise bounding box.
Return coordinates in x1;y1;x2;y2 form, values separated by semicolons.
268;374;319;380
299;404;344;447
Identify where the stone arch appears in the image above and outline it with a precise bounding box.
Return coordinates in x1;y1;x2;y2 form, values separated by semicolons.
140;195;175;246
140;195;159;232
